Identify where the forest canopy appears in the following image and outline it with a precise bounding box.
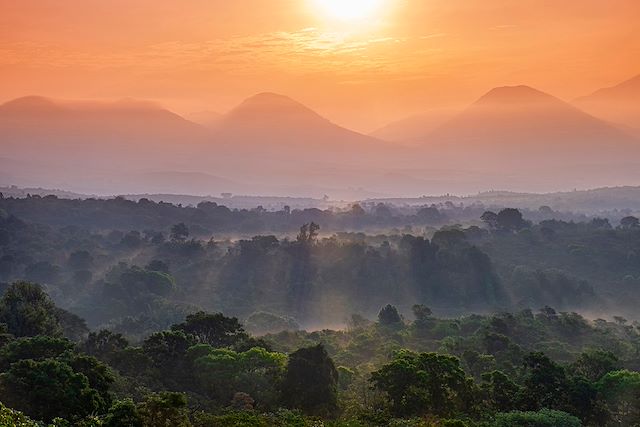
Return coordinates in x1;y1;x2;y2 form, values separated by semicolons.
1;195;640;425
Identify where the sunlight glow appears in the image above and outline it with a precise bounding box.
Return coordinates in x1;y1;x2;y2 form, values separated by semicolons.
313;0;385;22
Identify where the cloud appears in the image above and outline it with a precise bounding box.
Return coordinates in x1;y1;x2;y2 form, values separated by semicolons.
0;29;422;77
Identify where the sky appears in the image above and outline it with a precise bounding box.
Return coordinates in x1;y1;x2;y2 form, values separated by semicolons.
1;0;639;131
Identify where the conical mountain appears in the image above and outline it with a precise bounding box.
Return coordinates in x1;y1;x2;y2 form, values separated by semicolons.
213;92;387;158
424;85;638;168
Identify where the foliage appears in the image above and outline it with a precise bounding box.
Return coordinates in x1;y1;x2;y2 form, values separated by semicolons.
171;311;248;348
371;350;471;417
281;344;339;417
103;399;143;427
0;281;62;338
493;409;582;427
0;402;40;427
138;392;191;427
0;358;104;422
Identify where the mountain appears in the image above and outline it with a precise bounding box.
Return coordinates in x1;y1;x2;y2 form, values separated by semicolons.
0;96;208;166
370;107;459;144
574;74;640;132
209;92;393;165
0;93;408;198
0;96;214;193
423;85;639;170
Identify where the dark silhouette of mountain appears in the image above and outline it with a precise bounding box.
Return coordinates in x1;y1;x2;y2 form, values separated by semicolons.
423;85;639;170
574;74;640;132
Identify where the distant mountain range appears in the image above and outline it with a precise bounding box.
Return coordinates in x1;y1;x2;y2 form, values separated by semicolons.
423;85;638;169
574;74;640;135
1;76;639;197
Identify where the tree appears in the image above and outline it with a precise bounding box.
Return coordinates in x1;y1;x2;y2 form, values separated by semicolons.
296;222;319;244
520;352;569;411
138;392;191;427
597;370;640;426
571;349;621;382
371;350;470;417
411;304;433;327
481;370;521;412
170;223;190;242
0;359;103;422
496;208;528;232
64;353;115;408
56;307;90;342
0;402;40;427
82;329;129;364
481;211;499;229
0;281;62;338
494;409;581;427
378;304;402;325
281;344;339;417
142;330;196;386
171;311;248;348
620;216;640;229
104;399;143;427
191;346;286;408
0;335;73;370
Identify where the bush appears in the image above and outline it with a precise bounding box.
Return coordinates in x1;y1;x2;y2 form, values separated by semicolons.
493;409;582;427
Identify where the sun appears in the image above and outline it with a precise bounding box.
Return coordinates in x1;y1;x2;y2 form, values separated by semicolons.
313;0;385;22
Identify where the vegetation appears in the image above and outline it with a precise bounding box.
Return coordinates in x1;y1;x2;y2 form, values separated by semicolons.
1;196;640;425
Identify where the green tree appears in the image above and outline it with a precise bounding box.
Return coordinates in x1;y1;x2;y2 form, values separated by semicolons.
191;345;286;408
0;281;62;338
104;399;143;427
571;349;621;382
597;370;640;426
494;409;582;427
0;335;73;370
520;352;569;411
82;329;129;365
371;350;470;417
64;353;115;408
171;311;249;348
0;402;40;427
281;344;339;417
142;330;196;387
481;370;521;412
138;392;191;427
0;359;103;422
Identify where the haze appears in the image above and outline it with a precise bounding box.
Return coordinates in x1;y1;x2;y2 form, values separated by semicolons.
1;0;640;197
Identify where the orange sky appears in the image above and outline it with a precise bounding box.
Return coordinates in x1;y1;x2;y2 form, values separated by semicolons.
1;0;639;131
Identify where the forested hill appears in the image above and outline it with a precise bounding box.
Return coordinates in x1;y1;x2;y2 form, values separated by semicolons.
1;197;640;425
1;196;640;331
0;193;600;235
1;281;640;426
